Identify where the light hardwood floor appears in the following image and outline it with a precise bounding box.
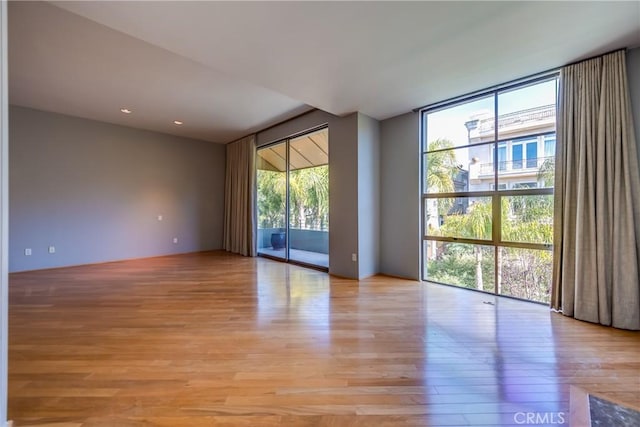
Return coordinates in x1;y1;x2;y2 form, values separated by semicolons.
7;251;640;426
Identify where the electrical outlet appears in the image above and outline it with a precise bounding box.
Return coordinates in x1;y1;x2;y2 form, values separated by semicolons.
352;253;357;262
173;237;178;244
157;215;163;221
48;246;56;254
24;248;32;256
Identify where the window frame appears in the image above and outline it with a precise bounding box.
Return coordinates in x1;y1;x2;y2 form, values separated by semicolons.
420;73;559;303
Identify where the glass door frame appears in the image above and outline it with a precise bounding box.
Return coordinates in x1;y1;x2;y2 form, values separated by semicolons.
256;125;329;271
256;139;289;262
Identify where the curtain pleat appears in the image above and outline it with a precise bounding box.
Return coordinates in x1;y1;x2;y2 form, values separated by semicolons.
223;135;256;257
552;50;640;330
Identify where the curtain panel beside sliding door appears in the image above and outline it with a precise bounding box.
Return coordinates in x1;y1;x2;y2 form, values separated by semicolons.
223;135;256;257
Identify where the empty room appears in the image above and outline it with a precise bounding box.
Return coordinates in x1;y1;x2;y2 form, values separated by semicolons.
1;1;639;426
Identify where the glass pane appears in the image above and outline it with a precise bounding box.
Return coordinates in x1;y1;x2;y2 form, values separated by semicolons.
424;143;500;194
512;144;523;170
498;247;552;303
468;143;496;191
501;195;553;245
423;146;468;194
497;78;556;191
424;196;492;240
526;142;538;168
498;134;555;190
257;143;287;259
425;95;495;150
497;145;506;171
424;240;495;293
289;128;328;172
288;128;329;268
544;134;556;157
497;79;557;140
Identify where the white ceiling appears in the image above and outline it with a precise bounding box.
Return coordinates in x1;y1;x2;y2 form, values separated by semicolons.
9;1;640;144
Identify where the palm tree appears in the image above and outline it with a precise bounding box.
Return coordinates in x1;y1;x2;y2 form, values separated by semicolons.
466;201;492;291
439;200;492;290
289;165;329;230
426;139;457;193
257;169;286;229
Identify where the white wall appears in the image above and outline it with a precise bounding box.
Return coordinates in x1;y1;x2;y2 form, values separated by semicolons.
0;1;8;423
9;106;225;272
379;112;421;280
357;113;380;279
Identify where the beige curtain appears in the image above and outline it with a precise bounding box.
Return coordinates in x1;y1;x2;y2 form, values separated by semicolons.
552;50;640;330
223;135;256;257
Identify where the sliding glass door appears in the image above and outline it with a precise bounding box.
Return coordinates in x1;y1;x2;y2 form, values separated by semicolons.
257;141;287;260
288;130;329;267
257;128;329;269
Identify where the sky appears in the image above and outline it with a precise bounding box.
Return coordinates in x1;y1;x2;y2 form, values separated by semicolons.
425;79;557;150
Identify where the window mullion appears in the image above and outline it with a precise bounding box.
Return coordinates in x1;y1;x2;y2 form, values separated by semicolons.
493;93;500;295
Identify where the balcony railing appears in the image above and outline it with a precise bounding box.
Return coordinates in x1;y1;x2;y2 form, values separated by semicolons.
258;227;329;254
477;105;556;134
478;156;555;175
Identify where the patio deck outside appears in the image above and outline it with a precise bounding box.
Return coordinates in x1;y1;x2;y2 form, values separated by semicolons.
258;228;329;268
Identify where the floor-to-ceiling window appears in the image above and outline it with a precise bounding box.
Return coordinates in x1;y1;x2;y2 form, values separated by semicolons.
422;76;557;304
257;127;329;269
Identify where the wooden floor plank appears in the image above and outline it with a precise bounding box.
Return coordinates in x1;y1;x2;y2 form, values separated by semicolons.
7;251;640;426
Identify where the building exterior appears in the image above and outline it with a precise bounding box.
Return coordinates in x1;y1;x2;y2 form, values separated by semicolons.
467;104;556;191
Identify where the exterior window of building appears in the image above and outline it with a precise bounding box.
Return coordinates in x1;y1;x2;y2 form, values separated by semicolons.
544;135;556;157
422;75;558;304
497;144;507;171
512;143;523;169
526;141;538;168
512;182;538;189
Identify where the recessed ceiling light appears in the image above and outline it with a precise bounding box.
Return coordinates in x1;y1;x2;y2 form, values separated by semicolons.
173;120;183;125
120;108;132;114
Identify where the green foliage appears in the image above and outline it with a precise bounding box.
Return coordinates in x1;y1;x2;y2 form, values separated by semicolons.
427;243;476;288
435;200;492;240
257;165;329;231
289;166;329;230
424;140;554;302
427;243;495;291
257;169;286;229
499;247;552;303
426;139;457;194
537;158;555;187
502;196;554;245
